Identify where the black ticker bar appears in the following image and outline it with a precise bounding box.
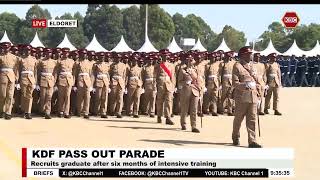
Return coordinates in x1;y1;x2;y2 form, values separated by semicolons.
59;168;269;178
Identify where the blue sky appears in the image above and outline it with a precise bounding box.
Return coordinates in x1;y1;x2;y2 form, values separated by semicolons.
1;4;320;41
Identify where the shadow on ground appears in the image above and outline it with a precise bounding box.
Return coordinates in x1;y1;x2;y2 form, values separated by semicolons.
139;139;247;148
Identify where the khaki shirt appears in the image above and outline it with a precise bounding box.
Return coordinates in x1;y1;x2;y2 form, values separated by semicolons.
19;55;38;86
75;59;94;88
220;60;234;87
93;62;110;88
155;61;175;92
178;65;201;97
57;58;75;87
0;53;19;83
38;58;57;88
205;61;221;89
252;62;267;87
142;65;156;91
110;62;127;89
266;62;281;87
127;64;142;88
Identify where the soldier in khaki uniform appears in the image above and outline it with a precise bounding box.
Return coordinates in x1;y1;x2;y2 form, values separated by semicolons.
178;54;201;133
252;53;267;115
141;55;157;117
11;46;21;115
109;53;127;118
69;50;79;116
92;52;110;118
232;46;262;148
173;53;185;116
194;53;206;117
51;48;61;115
264;53;282;116
219;51;235;116
126;56;143;118
56;48;74;118
18;45;38;119
74;49;94;119
32;47;44;115
0;42;19;119
204;53;221;116
155;49;175;125
38;48;57;119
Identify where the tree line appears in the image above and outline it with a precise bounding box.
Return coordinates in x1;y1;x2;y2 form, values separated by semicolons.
0;4;320;52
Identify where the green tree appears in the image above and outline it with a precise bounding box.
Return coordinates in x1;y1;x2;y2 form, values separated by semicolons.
172;13;185;45
214;25;246;51
16;5;51;46
0;12;21;44
84;5;124;50
122;5;142;50
256;22;291;53
289;23;320;51
140;5;175;50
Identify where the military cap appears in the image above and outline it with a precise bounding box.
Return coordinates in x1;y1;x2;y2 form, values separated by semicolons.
238;46;253;55
1;42;11;48
36;47;44;52
96;52;105;56
159;48;170;54
87;51;95;56
226;51;236;58
267;53;277;58
44;48;52;53
105;52;111;57
123;54;129;59
78;49;87;54
254;53;261;57
31;48;37;53
10;46;18;51
217;50;224;54
62;48;70;52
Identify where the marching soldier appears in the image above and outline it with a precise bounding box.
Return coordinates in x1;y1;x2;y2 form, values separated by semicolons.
264;53;282;116
126;56;143;118
252;53;267;115
11;45;21;115
38;48;57;119
74;49;94;119
69;50;79;116
173;53;185;115
56;48;75;118
141;55;157;117
178;54;201;133
92;52;110;118
32;47;44;114
232;46;262;148
204;52;221;116
109;53;127;118
155;49;175;125
194;53;206;117
219;51;235;116
18;45;38;119
0;42;19;119
51;48;61;115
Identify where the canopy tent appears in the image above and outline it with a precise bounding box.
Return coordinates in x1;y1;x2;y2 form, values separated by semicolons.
30;32;45;48
0;31;12;43
305;40;320;57
258;39;281;56
57;34;76;50
167;37;182;53
191;38;207;52
245;40;250;46
282;40;307;57
214;38;231;52
86;34;108;52
137;5;158;52
111;35;134;52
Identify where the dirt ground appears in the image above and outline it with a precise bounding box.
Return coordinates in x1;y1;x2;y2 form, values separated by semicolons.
0;87;319;180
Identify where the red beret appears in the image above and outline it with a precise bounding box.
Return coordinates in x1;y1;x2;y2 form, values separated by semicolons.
238;46;253;55
254;53;261;57
62;48;70;52
1;42;11;48
44;48;52;53
268;53;277;58
78;49;87;54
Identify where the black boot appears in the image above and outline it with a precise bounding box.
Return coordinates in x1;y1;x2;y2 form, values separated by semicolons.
133;114;139;118
259;111;265;115
227;112;234;116
191;128;200;133
212;112;218;116
116;113;122;118
165;118;174;125
0;112;4;118
64;114;71;119
58;113;63;118
233;139;240;146
264;109;269;114
150;114;155;118
101;114;108;118
157;116;162;123
4;114;11;120
45;114;51;119
84;114;89;119
25;113;32;119
171;114;174;118
181;125;186;130
274;110;282;116
248;142;262;148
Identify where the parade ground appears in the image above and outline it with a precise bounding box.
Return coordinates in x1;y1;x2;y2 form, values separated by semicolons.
0;87;319;180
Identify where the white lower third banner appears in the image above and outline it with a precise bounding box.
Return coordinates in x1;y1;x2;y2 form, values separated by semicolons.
22;148;294;178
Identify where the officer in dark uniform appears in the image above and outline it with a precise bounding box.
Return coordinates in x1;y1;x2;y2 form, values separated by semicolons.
313;56;320;87
297;56;309;87
289;55;298;87
281;56;291;87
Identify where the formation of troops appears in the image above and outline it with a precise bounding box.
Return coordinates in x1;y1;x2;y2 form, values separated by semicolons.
3;40;315;148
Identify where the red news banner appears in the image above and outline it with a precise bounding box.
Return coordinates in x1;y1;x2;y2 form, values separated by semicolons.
32;19;78;28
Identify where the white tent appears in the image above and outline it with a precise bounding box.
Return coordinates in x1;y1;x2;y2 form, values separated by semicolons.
137;5;158;52
86;34;107;52
245;40;250;46
305;40;320;57
111;35;134;52
282;40;307;57
57;34;76;50
191;38;207;52
214;38;231;52
259;39;281;56
30;32;45;47
0;31;12;43
167;37;182;53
